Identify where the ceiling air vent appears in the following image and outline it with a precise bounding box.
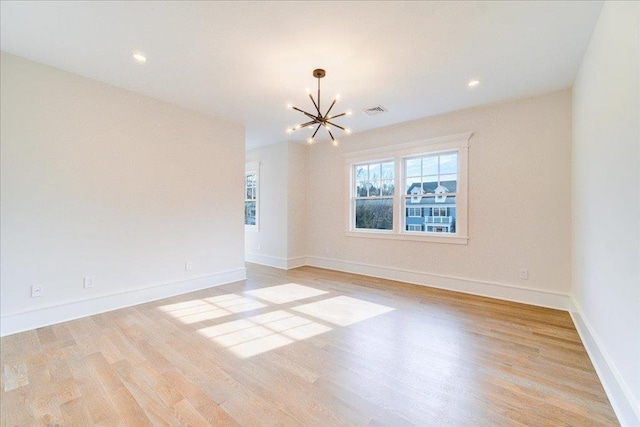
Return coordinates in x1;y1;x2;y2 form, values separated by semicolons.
364;105;387;116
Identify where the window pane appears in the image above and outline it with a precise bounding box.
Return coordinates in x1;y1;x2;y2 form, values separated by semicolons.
381;180;394;196
355;165;368;182
439;153;457;174
381;162;394;180
244;201;256;225
355;199;393;230
368;163;381;182
423;156;438;175
368;180;381;196
246;187;253;200
406;177;422;194
405;158;421;177
404;196;456;234
439;174;457;192
356;181;367;197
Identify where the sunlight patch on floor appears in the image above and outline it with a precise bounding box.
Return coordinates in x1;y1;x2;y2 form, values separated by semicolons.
159;283;395;358
245;283;328;304
293;296;395;326
198;310;332;358
158;294;266;324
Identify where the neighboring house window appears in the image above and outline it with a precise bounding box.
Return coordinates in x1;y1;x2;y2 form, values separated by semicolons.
245;162;259;229
407;207;422;217
353;160;395;230
345;132;471;244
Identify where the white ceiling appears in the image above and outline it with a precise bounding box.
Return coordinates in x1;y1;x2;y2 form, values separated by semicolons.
1;1;602;150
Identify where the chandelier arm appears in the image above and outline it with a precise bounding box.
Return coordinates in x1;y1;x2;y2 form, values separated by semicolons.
291;105;315;117
292;106;320;122
324;99;338;120
299;120;317;129
327;129;336;141
311;124;322;139
308;94;321;116
303;113;320;122
328;112;346;119
326;121;345;131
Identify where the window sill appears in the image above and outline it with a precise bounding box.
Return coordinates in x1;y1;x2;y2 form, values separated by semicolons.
345;230;468;245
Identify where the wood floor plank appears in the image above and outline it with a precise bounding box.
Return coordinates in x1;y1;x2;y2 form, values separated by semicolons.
0;263;619;425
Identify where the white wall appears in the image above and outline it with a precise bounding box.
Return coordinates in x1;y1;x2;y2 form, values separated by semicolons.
245;142;289;263
0;52;246;336
305;90;573;307
287;142;308;263
245;141;307;269
572;2;640;425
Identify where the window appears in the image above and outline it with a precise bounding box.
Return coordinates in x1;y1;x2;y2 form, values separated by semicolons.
345;132;471;244
407;207;422;217
245;173;257;225
245;162;259;229
353;160;394;230
404;152;457;234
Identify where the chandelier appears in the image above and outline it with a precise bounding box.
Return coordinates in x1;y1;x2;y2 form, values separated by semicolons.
287;69;351;145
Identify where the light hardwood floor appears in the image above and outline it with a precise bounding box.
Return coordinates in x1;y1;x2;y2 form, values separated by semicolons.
1;263;618;426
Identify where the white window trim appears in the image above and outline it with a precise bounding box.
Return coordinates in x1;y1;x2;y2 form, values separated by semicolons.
343;132;472;245
352;159;395;232
245;161;260;231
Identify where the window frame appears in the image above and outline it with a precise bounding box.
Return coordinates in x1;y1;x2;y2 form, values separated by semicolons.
402;150;458;235
344;132;471;245
245;161;260;231
351;159;396;232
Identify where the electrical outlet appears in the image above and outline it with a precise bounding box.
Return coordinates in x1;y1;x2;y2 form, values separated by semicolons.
31;285;43;298
520;269;529;280
83;277;95;289
185;262;193;271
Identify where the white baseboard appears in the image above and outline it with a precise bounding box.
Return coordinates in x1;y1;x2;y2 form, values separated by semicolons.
0;268;247;337
285;256;308;269
570;298;639;427
305;256;573;310
245;253;307;270
245;253;288;269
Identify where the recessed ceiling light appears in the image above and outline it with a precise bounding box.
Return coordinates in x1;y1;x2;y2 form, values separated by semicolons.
468;79;480;88
132;52;147;63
